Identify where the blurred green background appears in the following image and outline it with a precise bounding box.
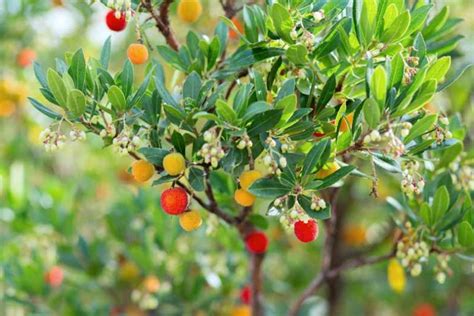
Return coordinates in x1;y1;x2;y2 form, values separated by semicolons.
0;0;472;315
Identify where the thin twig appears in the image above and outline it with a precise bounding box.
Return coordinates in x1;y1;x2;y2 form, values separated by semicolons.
141;0;180;51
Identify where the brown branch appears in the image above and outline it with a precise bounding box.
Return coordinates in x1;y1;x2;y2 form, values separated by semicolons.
250;252;265;315
141;0;180;51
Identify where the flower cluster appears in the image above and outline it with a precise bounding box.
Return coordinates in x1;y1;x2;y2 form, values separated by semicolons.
262;136;287;175
310;194;326;211
106;0;133;20
199;129;225;168
382;129;406;158
236;133;253;150
279;204;309;232
401;161;425;195
363;130;382;145
433;254;451;284
403;55;419;85
39;128;67;152
396;224;430;277
111;128;143;155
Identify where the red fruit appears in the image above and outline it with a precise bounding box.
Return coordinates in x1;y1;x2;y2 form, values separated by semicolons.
240;285;251;305
313;131;325;138
44;266;63;288
245;231;268;254
106;10;127;32
160;187;188;215
294;219;319;243
413;303;436;316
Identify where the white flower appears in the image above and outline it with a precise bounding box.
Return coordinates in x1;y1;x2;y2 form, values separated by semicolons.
279;157;287;168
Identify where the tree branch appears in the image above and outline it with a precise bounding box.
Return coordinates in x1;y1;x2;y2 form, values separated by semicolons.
141;0;180;51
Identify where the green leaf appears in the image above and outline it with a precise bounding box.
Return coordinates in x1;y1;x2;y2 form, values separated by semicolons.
360;0;377;45
243;101;269;122
183;72;201;101
422;6;449;39
248;177;292;199
157;45;185;71
216;99;237;124
247;109;282;136
100;36;112;69
270;3;294;43
249;214;269;229
317;75;336;110
302;139;331;177
108;85;127;112
403;79;437;114
458;221;474;248
381;10;410;43
286;44;308;65
120;60;134;97
243;5;259;43
403;114;437;144
420;202;432;226
315;165;356;189
438;63;472;92
171;131;186;156
426;56;451;82
66;89;86;118
275;94;296;126
139;147;170;166
363;98;380;129
188;167;205;192
437;142;463;169
372;153;401;173
47;69;68;107
33;62;48;89
68;49;86;92
389;53;404;88
370;65;387;108
432;186;450;223
28;97;62;120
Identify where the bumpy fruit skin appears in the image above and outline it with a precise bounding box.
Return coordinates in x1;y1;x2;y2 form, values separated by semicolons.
160;187;188;215
229;17;244;39
231;305;251;316
413;303;436;316
240;285;251;304
131;160;155;183
177;0;202;23
127;43;149;65
44;266;64;288
387;259;406;293
339;112;354;132
106;10;127;32
16;49;36;68
294;219;319;243
234;189;256;207
315;162;340;179
163;152;186;176
245;231;268;254
142;276;160;293
239;170;262;190
179;210;202;231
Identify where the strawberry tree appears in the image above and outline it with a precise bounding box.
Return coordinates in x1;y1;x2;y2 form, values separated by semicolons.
29;0;473;314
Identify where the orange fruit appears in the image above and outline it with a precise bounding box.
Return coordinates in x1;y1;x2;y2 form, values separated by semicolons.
127;43;149;65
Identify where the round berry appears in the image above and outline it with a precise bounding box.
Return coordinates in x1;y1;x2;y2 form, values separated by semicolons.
179;210;202;232
127;43;149;65
234;189;256;207
294;219;319;243
142;275;160;293
177;0;203;23
239;170;262;190
231;305;251;316
240;285;251;305
131;160;155;183
163;152;186;176
16;48;36;68
160;187;188;215
44;266;63;288
245;231;268;254
106;10;127;32
229;17;244;40
413;303;436;316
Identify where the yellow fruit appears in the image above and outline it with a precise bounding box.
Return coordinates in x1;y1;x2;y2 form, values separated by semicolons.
142;275;160;293
339;112;354;132
387;259;406;293
315;162;340;179
0;100;16;117
131;160;155;182
119;261;140;282
179;210;202;232
163;152;186;176
231;305;251;316
234;189;256;207
177;0;202;23
342;225;367;246
239;170;263;190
